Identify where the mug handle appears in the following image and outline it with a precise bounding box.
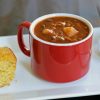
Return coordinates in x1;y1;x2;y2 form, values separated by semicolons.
17;21;31;57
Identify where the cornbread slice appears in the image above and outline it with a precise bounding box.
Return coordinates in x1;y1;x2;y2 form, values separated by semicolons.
0;47;16;87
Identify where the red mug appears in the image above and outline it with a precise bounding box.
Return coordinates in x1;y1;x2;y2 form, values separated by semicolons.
17;13;93;83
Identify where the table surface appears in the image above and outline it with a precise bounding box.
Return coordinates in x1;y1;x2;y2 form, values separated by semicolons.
0;28;100;100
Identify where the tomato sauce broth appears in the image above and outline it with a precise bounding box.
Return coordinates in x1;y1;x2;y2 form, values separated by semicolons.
34;17;89;43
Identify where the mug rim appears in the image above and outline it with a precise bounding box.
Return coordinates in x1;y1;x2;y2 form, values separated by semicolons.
30;13;93;46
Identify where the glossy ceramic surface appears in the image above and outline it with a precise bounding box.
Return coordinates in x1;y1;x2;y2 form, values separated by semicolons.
17;14;93;82
0;28;100;99
31;37;92;82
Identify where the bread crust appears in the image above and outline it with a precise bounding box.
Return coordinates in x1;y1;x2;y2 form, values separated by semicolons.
0;47;17;87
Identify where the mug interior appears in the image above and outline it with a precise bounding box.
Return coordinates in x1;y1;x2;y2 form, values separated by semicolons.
30;13;93;46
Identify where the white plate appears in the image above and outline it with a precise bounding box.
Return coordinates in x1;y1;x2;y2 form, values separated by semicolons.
0;27;100;100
